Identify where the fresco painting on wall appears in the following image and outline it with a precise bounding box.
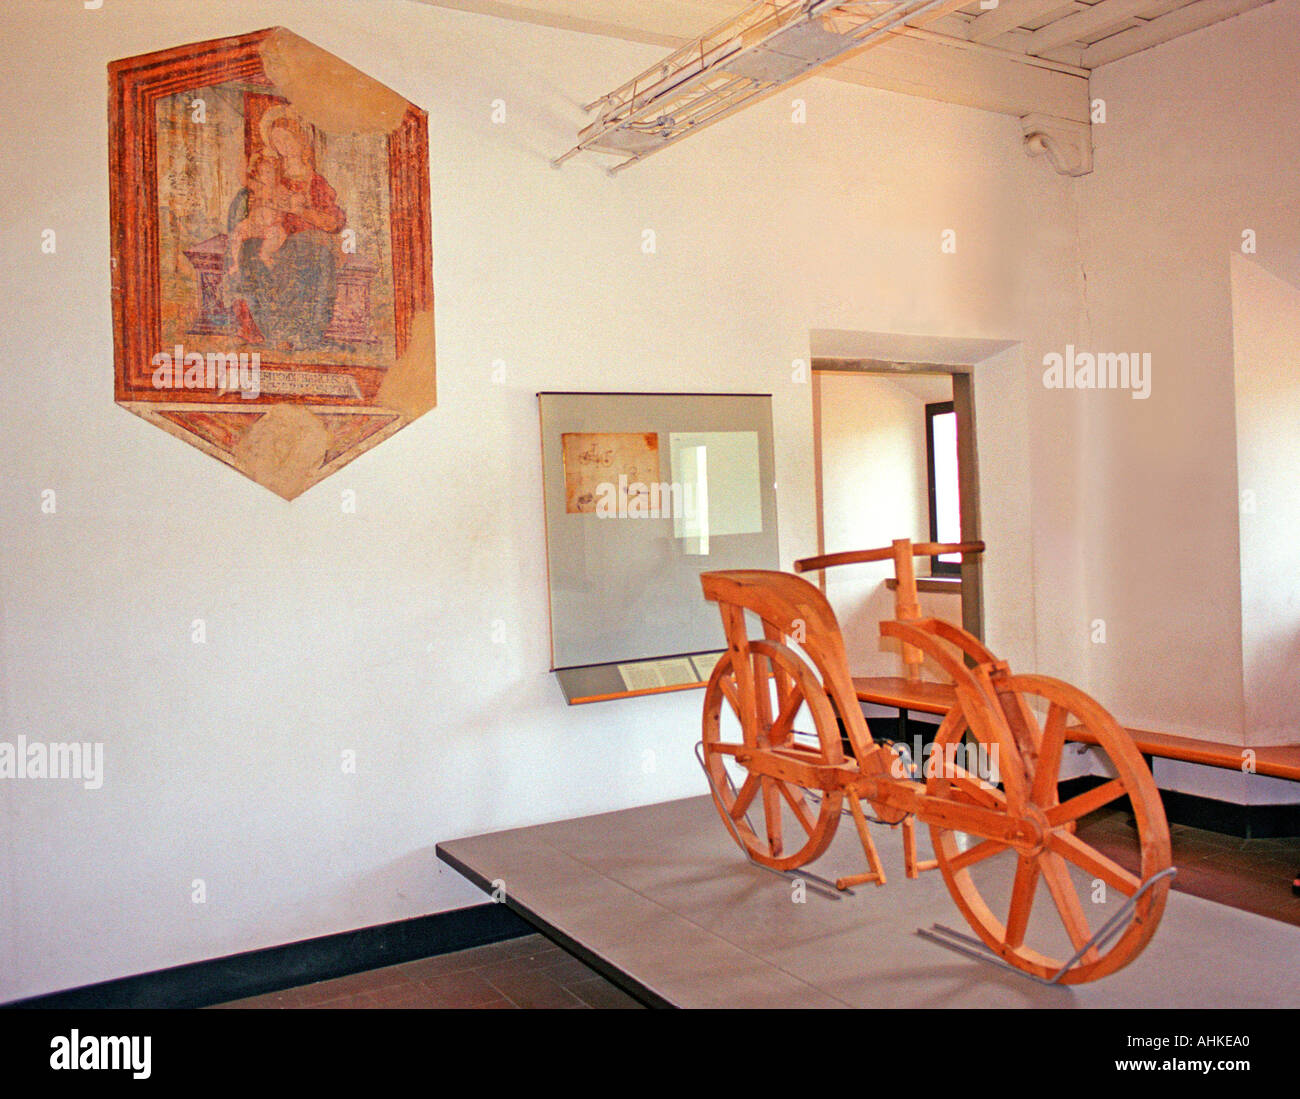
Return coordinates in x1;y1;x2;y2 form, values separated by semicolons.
109;27;435;499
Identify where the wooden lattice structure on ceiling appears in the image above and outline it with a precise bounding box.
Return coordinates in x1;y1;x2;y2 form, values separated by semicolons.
549;0;1273;171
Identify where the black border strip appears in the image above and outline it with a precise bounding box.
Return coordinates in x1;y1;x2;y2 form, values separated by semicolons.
436;843;673;1010
6;903;532;1010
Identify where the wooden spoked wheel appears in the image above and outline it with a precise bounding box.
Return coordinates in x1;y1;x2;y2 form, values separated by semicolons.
701;642;845;871
926;674;1173;984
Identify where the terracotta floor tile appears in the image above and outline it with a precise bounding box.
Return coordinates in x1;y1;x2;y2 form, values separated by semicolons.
364;985;448;1010
537;952;604;985
211;994;282;1009
413;970;505;1008
1183;828;1249;851
321;966;411;996
481;966;586;1009
498;934;563;959
386;952;482;981
448;938;543;967
294;977;378;1006
1251;836;1300;855
306;993;378;1009
1201;848;1296;882
566;977;643;1010
210;933;640;1010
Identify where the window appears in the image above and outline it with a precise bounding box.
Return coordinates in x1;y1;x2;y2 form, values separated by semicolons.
925;401;961;576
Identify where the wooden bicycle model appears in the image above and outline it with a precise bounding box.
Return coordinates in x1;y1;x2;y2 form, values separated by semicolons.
697;546;1174;984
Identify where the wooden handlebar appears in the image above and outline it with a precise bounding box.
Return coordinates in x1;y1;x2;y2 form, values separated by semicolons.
793;540;985;574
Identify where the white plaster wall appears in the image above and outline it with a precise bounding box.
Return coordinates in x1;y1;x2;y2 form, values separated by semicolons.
817;372;962;677
1076;0;1300;742
1;0;1074;999
1231;254;1300;748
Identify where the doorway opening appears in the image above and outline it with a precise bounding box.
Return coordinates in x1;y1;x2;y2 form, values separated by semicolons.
810;358;983;684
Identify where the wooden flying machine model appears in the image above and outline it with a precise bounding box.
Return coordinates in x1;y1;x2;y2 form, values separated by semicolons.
697;539;1174;984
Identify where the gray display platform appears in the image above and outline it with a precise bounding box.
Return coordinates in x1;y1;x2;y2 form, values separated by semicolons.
437;795;1300;1009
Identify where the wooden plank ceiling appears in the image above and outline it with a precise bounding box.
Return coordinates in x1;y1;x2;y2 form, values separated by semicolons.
947;0;1273;69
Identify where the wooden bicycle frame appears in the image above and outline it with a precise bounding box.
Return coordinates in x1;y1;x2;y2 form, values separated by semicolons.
698;553;1173;983
709;611;1028;843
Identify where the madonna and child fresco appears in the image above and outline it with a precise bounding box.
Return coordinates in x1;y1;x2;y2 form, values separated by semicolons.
223;105;349;353
112;28;434;499
159;92;393;366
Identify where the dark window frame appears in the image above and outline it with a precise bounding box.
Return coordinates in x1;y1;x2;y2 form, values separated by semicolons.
925;400;961;577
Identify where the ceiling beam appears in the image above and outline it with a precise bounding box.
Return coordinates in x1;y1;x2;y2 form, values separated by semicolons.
1022;0;1155;55
1080;0;1273;67
899;25;1088;74
967;0;1078;44
904;0;987;29
413;0;723;50
834;30;1089;117
924;13;972;39
414;0;1090;121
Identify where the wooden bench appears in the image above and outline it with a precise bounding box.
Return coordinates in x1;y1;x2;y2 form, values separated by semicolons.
854;676;1300;891
796;539;1300;843
1067;725;1300;783
848;674;1300;783
851;675;955;715
850;667;1300;910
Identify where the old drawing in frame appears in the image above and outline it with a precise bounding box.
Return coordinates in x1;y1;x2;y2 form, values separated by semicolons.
561;432;661;514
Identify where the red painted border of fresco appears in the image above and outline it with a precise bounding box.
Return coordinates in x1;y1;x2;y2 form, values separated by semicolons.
109;28;432;407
